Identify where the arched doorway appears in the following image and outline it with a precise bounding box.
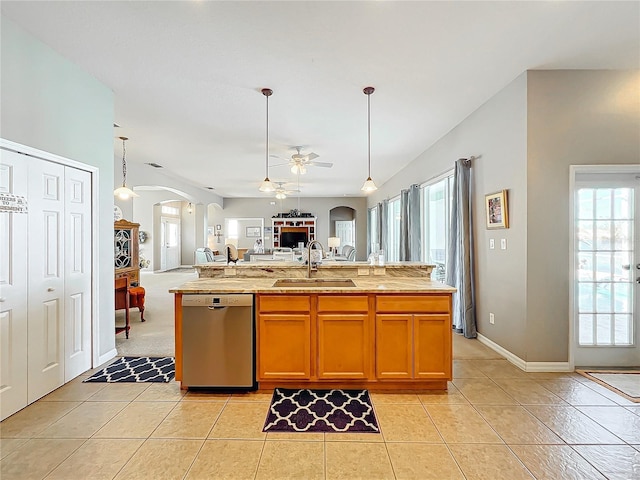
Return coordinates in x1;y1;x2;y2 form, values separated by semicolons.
329;206;356;256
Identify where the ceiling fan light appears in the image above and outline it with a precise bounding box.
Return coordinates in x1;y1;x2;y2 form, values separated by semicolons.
275;191;286;200
290;164;307;175
361;177;378;192
259;177;275;192
114;185;139;199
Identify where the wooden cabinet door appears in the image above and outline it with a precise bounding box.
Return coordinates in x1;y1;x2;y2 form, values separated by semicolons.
317;314;369;379
414;314;452;379
375;314;413;379
258;314;311;380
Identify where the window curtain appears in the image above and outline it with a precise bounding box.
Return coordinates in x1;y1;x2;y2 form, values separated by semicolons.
399;184;421;261
446;158;477;338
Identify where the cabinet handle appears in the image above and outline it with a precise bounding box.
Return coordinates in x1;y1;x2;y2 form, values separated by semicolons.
47;287;55;292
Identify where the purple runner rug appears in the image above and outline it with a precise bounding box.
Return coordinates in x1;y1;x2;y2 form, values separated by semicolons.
263;388;379;433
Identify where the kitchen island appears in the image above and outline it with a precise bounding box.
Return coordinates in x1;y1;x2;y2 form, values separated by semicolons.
170;262;456;391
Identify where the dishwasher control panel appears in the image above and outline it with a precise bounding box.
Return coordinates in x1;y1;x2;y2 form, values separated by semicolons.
182;294;253;308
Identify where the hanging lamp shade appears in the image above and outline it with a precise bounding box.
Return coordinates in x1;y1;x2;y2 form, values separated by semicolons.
114;136;139;199
361;86;378;192
258;88;276;192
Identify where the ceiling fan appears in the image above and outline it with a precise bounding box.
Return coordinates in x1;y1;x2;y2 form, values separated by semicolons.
272;181;300;200
271;146;333;175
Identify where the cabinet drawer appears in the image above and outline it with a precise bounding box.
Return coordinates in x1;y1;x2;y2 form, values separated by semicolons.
376;295;450;313
318;295;368;312
259;295;310;312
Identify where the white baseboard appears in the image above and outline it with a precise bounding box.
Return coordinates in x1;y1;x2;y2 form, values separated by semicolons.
476;333;573;372
97;348;118;368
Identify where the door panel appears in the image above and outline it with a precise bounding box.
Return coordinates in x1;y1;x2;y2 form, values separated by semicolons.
0;150;28;420
574;172;639;367
161;216;181;271
28;160;65;402
64;167;91;380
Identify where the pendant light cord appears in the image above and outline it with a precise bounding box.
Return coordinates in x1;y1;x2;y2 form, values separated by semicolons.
265;92;269;178
367;91;371;178
120;136;128;186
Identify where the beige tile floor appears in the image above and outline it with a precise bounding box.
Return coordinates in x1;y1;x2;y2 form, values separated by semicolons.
2;337;639;479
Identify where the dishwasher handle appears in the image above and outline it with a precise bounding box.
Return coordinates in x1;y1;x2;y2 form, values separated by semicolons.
208;305;227;310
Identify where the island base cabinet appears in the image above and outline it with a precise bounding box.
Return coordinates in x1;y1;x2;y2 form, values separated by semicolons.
258;314;311;380
317;314;370;379
414;314;452;379
375;314;413;379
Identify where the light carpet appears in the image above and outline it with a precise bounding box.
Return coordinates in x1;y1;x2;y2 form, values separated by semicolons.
576;370;640;403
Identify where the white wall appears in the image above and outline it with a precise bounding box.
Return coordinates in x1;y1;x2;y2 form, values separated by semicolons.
1;17;116;362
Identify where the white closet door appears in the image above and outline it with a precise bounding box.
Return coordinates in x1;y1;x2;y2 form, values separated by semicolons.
0;150;28;420
64;166;92;380
27;160;65;403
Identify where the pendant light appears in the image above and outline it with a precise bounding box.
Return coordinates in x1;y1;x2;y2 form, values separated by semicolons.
361;86;378;192
114;136;139;199
258;88;275;192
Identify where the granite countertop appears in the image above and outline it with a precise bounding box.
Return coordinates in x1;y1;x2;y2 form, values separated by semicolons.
195;261;432;269
169;276;456;294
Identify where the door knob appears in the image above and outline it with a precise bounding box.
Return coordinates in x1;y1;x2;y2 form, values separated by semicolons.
622;264;630;270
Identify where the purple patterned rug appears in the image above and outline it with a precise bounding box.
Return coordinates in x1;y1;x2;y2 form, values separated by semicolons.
263;388;379;433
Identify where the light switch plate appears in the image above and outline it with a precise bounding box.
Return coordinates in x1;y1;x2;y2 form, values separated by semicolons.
489;239;495;249
500;239;507;250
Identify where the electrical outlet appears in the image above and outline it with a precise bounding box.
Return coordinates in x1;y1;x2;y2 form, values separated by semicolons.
489;239;495;249
489;313;495;324
500;238;507;250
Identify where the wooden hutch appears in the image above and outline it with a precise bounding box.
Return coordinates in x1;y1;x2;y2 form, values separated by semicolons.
114;219;140;286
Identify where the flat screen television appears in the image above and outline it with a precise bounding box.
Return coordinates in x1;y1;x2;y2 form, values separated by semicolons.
280;231;307;249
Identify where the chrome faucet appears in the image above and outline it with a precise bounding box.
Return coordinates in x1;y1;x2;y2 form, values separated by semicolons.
307;240;325;278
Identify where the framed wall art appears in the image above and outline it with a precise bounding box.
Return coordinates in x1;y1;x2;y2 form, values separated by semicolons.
485;190;509;229
246;226;261;237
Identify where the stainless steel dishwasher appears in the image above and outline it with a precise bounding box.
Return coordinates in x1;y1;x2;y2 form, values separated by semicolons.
181;294;256;390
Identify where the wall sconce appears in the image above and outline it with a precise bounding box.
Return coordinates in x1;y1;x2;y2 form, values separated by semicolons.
214;224;223;243
187;202;193;214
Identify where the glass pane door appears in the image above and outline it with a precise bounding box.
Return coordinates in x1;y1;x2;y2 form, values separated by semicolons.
574;171;639;367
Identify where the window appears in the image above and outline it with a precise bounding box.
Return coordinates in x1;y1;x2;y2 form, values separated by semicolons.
161;205;179;216
368;205;379;254
386;196;401;262
421;172;454;282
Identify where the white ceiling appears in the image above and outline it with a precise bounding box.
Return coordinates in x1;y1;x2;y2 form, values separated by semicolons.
3;1;639;198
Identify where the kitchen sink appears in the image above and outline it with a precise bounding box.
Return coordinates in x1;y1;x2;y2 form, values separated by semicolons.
272;278;356;288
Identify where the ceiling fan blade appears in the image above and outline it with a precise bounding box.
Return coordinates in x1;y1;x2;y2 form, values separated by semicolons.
303;152;319;161
308;161;333;168
270;162;291;167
